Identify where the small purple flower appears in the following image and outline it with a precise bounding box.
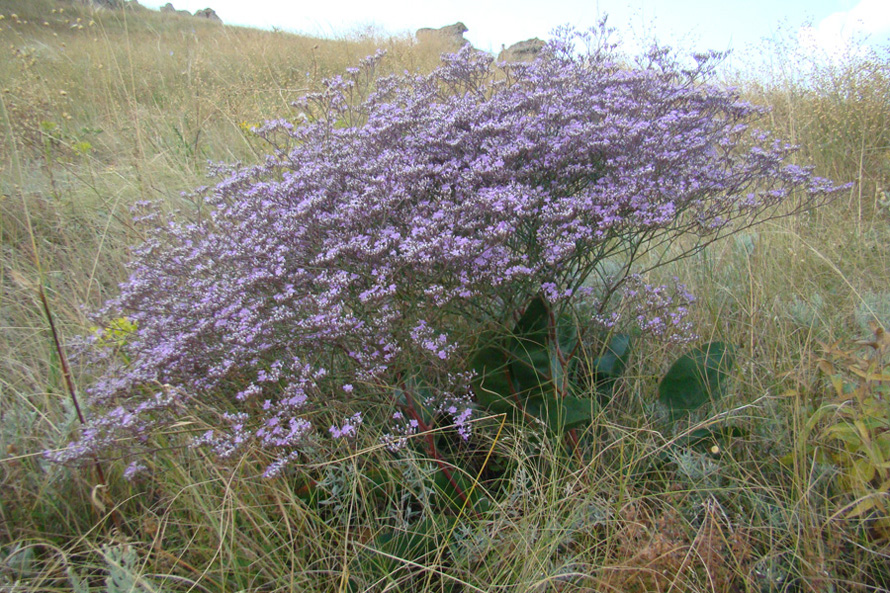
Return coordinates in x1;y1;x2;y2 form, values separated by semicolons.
381;411;420;452
123;461;147;481
329;412;363;439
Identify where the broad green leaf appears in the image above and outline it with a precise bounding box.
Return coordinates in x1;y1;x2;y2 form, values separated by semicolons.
400;377;437;425
592;333;631;379
658;342;734;417
876;433;890;459
470;296;591;433
508;296;552;396
590;333;632;398
525;395;595;434
846;496;879;519
432;466;489;513
373;517;442;557
555;309;579;355
682;425;748;451
470;331;514;412
851;457;877;484
362;516;447;584
824;423;864;447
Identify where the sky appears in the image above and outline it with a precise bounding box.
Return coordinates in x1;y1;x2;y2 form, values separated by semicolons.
137;0;889;61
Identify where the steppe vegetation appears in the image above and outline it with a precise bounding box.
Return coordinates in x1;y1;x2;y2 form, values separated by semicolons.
1;1;889;591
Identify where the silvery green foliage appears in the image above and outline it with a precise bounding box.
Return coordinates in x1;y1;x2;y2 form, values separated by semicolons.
391;456;438;517
1;544;35;578
51;25;843;477
672;448;721;484
101;543;158;593
854;291;890;334
61;545;163;593
316;462;357;513
448;521;497;567
66;565;90;593
788;293;825;329
0;408;36;465
734;232;758;256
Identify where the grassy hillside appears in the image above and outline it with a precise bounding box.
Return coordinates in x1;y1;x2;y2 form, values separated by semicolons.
1;1;889;591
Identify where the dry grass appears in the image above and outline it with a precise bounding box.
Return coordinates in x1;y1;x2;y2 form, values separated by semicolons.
2;1;889;591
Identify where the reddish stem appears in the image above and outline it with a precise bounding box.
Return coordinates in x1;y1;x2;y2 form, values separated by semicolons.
39;286;122;530
403;404;473;510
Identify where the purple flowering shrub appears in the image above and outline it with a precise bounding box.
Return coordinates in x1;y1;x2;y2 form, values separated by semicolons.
52;28;842;478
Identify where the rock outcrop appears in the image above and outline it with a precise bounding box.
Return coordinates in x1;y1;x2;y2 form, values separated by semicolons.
160;3;223;23
160;2;190;16
498;38;545;63
193;8;222;22
416;22;471;49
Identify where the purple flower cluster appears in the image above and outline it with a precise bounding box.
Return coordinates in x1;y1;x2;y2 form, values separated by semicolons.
329;412;363;439
621;275;697;342
411;320;458;361
47;384;183;464
57;27;842;476
381;411;420;452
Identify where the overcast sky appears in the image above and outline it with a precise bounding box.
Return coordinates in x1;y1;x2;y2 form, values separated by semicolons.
136;0;889;60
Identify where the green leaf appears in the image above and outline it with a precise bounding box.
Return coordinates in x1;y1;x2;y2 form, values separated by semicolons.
373;517;443;558
525;395;595;434
399;377;437;425
432;465;489;513
470;331;515;413
508;296;552;396
555;309;579;356
846;496;879;519
680;425;748;454
658;342;734;417
360;516;447;586
470;296;590;433
590;333;631;398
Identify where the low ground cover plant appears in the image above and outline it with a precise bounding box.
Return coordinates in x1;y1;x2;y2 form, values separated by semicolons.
802;324;890;539
49;26;844;492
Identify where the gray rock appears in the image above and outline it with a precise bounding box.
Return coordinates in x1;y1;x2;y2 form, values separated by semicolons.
160;2;190;16
498;38;545;63
194;8;222;23
416;22;471;49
